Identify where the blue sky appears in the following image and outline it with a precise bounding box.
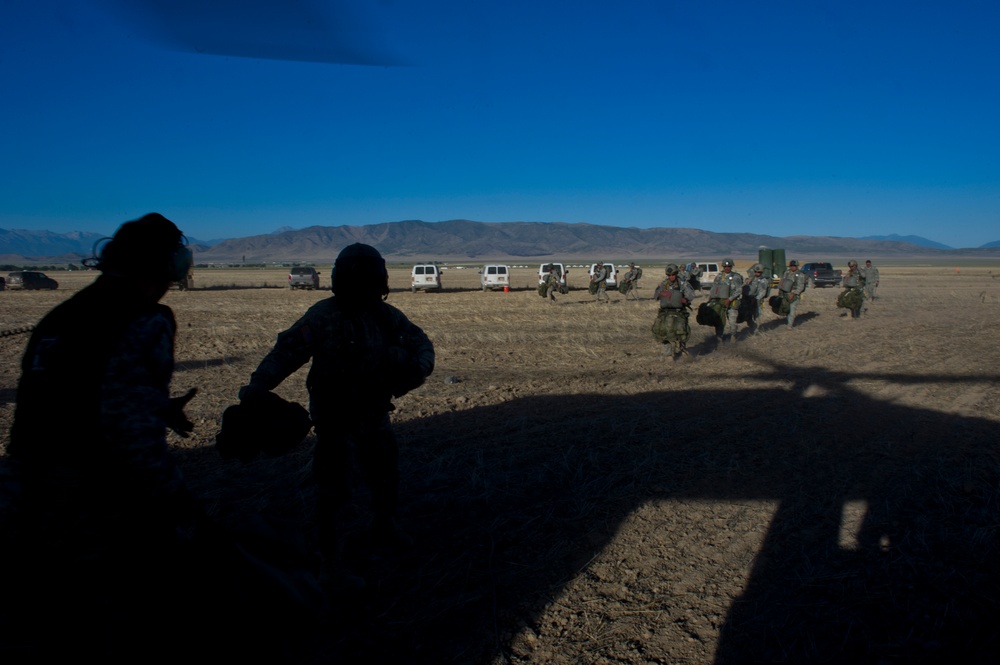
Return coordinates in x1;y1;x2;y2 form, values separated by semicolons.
2;1;998;248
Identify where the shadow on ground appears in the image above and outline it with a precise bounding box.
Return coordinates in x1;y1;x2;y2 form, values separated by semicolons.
180;359;1000;663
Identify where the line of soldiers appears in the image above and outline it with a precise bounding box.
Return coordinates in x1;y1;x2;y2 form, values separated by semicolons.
651;257;882;355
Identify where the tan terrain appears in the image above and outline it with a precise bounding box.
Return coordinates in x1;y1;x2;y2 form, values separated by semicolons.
1;262;998;663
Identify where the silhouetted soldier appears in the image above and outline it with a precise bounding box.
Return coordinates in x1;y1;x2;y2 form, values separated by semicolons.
2;213;205;660
238;243;435;584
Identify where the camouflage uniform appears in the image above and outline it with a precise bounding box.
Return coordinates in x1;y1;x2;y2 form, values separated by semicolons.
744;264;770;332
591;263;610;302
778;263;808;328
709;260;744;340
839;262;866;319
862;261;880;301
244;293;434;551
652;265;696;359
544;267;559;302
619;263;640;299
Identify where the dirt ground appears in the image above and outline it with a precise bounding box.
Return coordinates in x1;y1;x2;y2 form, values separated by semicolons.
2;262;999;664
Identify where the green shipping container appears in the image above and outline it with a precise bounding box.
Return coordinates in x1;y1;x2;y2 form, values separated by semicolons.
758;248;786;280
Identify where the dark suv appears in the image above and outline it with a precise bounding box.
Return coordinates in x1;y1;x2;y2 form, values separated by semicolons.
288;266;320;290
6;271;59;290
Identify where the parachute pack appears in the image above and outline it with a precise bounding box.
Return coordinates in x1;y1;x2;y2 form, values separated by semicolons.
652;309;689;343
837;288;864;311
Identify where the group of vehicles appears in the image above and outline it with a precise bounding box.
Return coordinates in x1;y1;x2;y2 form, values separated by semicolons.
1;257;844;296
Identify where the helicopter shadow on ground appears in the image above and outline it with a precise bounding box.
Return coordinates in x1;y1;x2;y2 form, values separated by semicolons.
315;358;1000;664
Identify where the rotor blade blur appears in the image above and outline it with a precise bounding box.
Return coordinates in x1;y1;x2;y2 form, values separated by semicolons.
99;0;404;65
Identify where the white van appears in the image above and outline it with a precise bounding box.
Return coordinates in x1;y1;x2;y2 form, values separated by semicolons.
411;264;442;292
588;262;618;289
694;262;720;289
537;263;569;293
480;264;511;291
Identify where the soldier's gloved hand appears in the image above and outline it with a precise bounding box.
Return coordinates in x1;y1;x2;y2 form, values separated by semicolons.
163;387;197;438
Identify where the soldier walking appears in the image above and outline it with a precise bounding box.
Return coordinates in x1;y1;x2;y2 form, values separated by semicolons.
619;262;642;300
838;260;866;319
652;264;696;360
862;260;880;302
543;264;560;302
709;258;744;341
591;261;610;303
777;259;808;328
743;263;770;333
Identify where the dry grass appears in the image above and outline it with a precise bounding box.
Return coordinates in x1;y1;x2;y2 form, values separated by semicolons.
2;263;999;663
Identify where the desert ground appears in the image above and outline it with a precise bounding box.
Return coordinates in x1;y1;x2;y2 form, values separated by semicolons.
2;261;999;664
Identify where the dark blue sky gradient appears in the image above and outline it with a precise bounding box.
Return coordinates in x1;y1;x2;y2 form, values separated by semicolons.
2;1;998;247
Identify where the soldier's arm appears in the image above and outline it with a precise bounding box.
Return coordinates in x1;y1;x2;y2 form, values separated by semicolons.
396;314;435;378
101;311;187;503
247;309;319;391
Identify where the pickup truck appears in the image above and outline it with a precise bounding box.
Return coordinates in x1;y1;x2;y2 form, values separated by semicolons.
799;262;842;288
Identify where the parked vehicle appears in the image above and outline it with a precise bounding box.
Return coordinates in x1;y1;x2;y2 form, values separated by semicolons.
6;271;58;290
480;264;510;291
411;264;442;292
694;262;720;289
288;266;320;290
588;262;619;289
537;263;569;293
800;262;843;288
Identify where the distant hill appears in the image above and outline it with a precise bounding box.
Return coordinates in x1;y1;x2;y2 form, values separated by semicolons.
0;228;107;258
981;240;1000;249
196;220;992;262
4;221;999;264
859;234;952;250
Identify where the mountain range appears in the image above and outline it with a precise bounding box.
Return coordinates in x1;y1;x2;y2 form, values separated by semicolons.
2;220;999;264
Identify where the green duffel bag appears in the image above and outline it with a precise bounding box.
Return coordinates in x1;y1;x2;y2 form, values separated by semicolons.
652;309;690;343
696;301;724;328
837;288;863;310
589;281;599;295
537;282;547;297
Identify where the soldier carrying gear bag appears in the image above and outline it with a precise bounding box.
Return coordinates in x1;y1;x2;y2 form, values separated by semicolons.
238;243;435;585
707;258;743;342
776;259;808;328
652;264;696;361
838;259;866;319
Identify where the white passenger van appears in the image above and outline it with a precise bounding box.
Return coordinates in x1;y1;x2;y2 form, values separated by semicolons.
410;264;442;292
480;264;511;291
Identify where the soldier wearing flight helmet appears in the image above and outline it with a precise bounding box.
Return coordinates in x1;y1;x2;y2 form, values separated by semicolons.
652;263;696;360
743;263;770;333
5;213;203;658
708;258;744;341
239;243;434;579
